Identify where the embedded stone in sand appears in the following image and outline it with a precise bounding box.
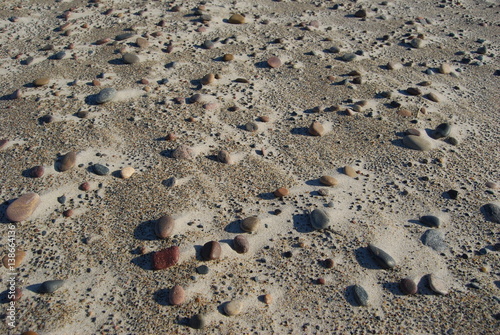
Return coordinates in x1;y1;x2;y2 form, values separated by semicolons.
228;14;245;24
6;193;40;222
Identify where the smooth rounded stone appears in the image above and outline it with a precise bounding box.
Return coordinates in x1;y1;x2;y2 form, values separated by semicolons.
136;37;149;48
40;280;64;293
201;241;221;261
410;38;426;49
196;265;209;274
267;56;282;68
427;92;441;102
482;203;500;223
169;285;185;305
217;150;233;164
228;14;245;24
121;166;135;179
57;195;66;204
274;187;289;197
202;40;215;49
400;277;418;295
422;229;447;252
387;61;402;70
428;274;449;295
53;51;66;60
485;181;499;189
163;176;177;188
223;54;234;61
93;164;109;176
201;73;215;85
155;215;175;239
172;145;195;160
115;32;134;41
446;137;458;146
318;188;329;196
224;300;243;316
310;208;330;230
309;121;325;136
328;45;341;53
320;175;338;186
368;243;396;269
2;248;26;268
344;166;357;177
406;128;421;136
189;314;206;329
122;53;140;64
432;123;451;139
419;215;441;228
324;258;335;268
30;165;45;178
439;63;452;74
354;9;367;18
33;77;50;86
245;122;258;132
6;193;41;222
406;87;422;96
263;294;272;304
403;135;432;151
152;246;180;270
342;53;357;62
353;285;369;306
233;235;249;254
241;216;260;232
96;87;117;104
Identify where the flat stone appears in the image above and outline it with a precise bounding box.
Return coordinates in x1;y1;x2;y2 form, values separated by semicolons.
482;203;500;223
233;235;249;253
406;87;422;96
93;164;109;176
217;150;232;164
309;121;325;136
403;135;432;151
428;274;449;295
122;53;140;64
368;243;396;269
136;37;149;48
169;285;185;305
53;51;66;60
400;277;418;295
310;208;330;230
419;215;441;228
121;166;135;179
228;14;245;24
344;166;357;177
202;40;214;49
30;165;45;178
189;314;206;329
224;300;243;316
115;33;134;41
427;92;441;102
0;139;8;150
406;128;421;136
354;9;367;18
387;61;402;70
318;188;329;196
342;53;357;62
422;229;447;252
439;63;452;74
223;54;234;61
432;123;451;139
172;145;195;160
320;175;338;186
410;38;426;48
274;187;289;197
33;77;50;86
152;246;180;270
2;248;26;268
267;56;282;68
245;122;258;132
95;87;117;104
201;241;221;261
40;280;64;293
196;265;209;274
163;176;177;187
6;193;41;222
353;285;369;306
155;215;175;239
241;216;260;232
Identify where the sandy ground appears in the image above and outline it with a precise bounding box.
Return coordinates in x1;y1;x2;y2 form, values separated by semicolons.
0;0;499;334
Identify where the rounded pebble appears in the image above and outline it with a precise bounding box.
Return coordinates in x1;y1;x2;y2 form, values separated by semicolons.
228;14;245;24
122;53;140;64
353;285;369;306
201;73;215;85
309;121;325;136
439;63;452;74
422;229;447;252
224;300;243;316
319;175;338;186
169;285;185;305
217;150;232;164
342;53;357;62
93;164;109;176
241;216;260;232
223;54;234;61
201;241;221;261
344;166;357;177
95;88;117;104
324;258;334;268
419;215;441;228
406;87;422;96
403;135;432;151
267;56;282;68
6;193;41;222
172;145;195;160
400;277;418;295
263;294;272;304
233;235;249;254
189;314;206;329
33;77;50;86
368;243;396;269
428;274;449;295
310;208;330;230
155;215;175;239
196;265;209;274
30;165;45;178
274;187;289;197
152;246;180;270
432;123;451;139
427;92;441;102
410;38;426;48
121;166;135;179
482;203;500;223
245;122;258;132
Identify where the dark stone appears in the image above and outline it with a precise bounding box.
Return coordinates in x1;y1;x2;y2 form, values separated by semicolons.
233;235;249;254
57;195;66;204
95;88;116;104
201;241;221;260
406;87;422;96
196;265;209;274
368;243;396;269
189;314;206;329
447;189;458;199
400;277;418;295
40;280;64;293
30;166;45;178
93;164;109;175
115;33;134;41
422;229;447;252
419;215;441;228
353;285;368;306
482;203;500;223
432;123;451;139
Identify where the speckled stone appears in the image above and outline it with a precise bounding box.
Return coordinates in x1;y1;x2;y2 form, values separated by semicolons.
201;241;221;260
233;235;249;254
267;56;282;68
353;285;369;306
40;280;64;293
217;150;232;164
152;246;180;270
60;151;77;171
224;300;243;316
95;88;116;104
6;193;41;222
368;243;396;269
93;164;109;176
155;215;175;239
169;285;185;305
310;208;330;230
241;216;260;232
482;203;500;223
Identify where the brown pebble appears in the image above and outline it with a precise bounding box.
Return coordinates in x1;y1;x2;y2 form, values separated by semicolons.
2;248;26;268
223;54;234;61
241;216;260;232
169;285;185;305
274;187;289;197
319;175;338;186
400;277;418;295
427;92;441;102
397;109;412;117
201;241;221;261
21;331;38;335
201;73;215;85
439;63;452;74
263;294;272;304
228;14;245;24
0;139;8;150
267;56;282;68
63;209;74;217
309;121;325;136
344;166;357;177
166;133;177;141
33;77;50;87
172;145;195;160
485;181;499;189
155;215;175;239
152;246;180;270
324;258;334;268
259;116;270;122
136;37;149;48
217;150;233;164
92;79;101;86
60;151;77;172
317;278;326;285
406;87;422;96
80;182;90;191
30;165;45;178
6;193;40;222
233;235;249;254
95;38;111;45
121;166;135;179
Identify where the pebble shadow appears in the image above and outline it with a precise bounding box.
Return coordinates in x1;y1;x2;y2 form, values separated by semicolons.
305;179;322;186
390;138;406;149
153;288;170;306
108;58;126;65
382;282;404;296
84;94;99;105
0;202;11;224
418;275;436;295
293;213;313;233
344;285;358;307
193;245;203;261
254;61;269;69
134;221;157;241
21;168;34;178
224;220;242;233
408;219;427;227
290;127;310;136
25;283;43;294
130;252;153;270
354;247;383;270
257;192;275;200
0;290;11;304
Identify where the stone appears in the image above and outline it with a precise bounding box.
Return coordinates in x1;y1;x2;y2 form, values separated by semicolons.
223;54;234;61
2;248;26;268
344;166;357;177
403;135;432;151
53;51;66;60
80;182;91;191
136;37;149;48
342;53;357;62
318;188;329;196
63;209;74;217
274;187;289;197
400;277;418;295
121;166;135;179
189;314;206;329
439;63;452;74
354;9;367;18
95;38;111;45
155;215;175;239
432;123;451;139
60;151;77;172
21;332;38;335
324;258;334;268
422;229;447;252
406;87;422;96
33;77;50;86
169;285;185;305
428;274;448;295
95;88;117;104
201;241;221;260
241;216;260;232
217;150;233;164
353;285;369;306
233;235;249;254
319;175;338;186
196;265;209;274
172;145;195;160
310;208;330;230
309;121;325;136
115;33;134;41
410;38;426;48
419;215;441;228
224;300;243;316
485;182;499;189
40;280;64;293
152;246;180;270
202;40;215;49
245;122;258;132
0;139;8;150
228;14;245;24
57;195;66;204
263;294;272;304
163;177;177;187
387;61;402;70
122;53;140;64
6;193;41;222
427;92;441;102
93;164;109;176
482;203;500;223
397;109;412;117
406;129;421;136
30;165;45;178
368;243;396;269
267;56;282;68
201;73;215;85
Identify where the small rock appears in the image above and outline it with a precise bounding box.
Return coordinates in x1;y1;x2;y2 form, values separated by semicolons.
92;164;109;176
410;38;426;48
121;166;135;179
2;248;26;268
136;37;149;48
245;122;259;132
95;88;117;104
387;61;402;70
310;208;330;230
196;265;209;274
403;135;432;151
6;193;41;222
267;56;282;68
354;9;367;18
59;151;77;171
447;189;458;199
189;314;206;329
482;203;500;223
344;166;357;177
324;258;334;268
263;294;272;304
342;53;357;62
319;175;338;186
224;300;243;316
53;51;66;60
33;77;50;86
152;246;180;270
223;54;234;61
217;150;232;164
115;32;134;41
422;229;447;252
427;92;441;102
397;109;412;117
57;195;66;204
122;53;140;64
169;285;185;305
201;241;221;261
406;87;422;96
400;277;418;295
63;209;74;217
309;121;325;136
241;216;260;232
274;187;289;197
163;176;177;187
30;165;45;178
228;14;245;24
0;139;8;150
80;182;91;191
428;274;448;295
368;243;396;269
40;280;64;293
155;215;175;239
318;188;329;196
419;215;441;228
233;235;249;254
406;128;421;136
201;73;215;85
202;40;215;49
172;145;195;160
439;63;452;74
353;285;369;306
432;123;451;139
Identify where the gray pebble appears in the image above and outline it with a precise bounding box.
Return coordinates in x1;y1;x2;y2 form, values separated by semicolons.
155;215;175;239
189;314;206;329
196;265;209;274
422;229;447;252
163;176;177;187
40;280;65;293
353;285;369;306
115;33;134;41
310;208;330;230
57;195;66;204
53;51;66;60
93;164;109;176
400;277;418;295
411;38;426;49
368;243;396;269
419;215;441;228
432;123;451;139
482;203;500;223
233;235;249;253
202;40;215;49
428;274;448;295
318;188;329;196
403;135;432;151
95;88;117;104
342;53;357;62
241;216;260;232
122;53;140;64
245;122;258;132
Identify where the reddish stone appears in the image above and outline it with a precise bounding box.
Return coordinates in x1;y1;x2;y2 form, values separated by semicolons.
152;246;179;270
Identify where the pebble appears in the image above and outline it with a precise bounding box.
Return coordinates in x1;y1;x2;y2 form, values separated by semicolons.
95;38;111;45
53;51;66;60
318;188;329;196
136;37;149;48
263;294;272;304
400;277;418;295
406;87;422;96
122;53;140;64
353;285;369;306
40;280;64;293
427;92;441;102
201;73;215;85
57;195;66;204
172;145;195;160
267;56;282;68
202;40;215;49
419;215;441;228
260;116;270;122
482;203;500;223
447;189;458;199
245;122;259;132
309;121;325;136
189;314;206;329
224;300;243;316
432;123;451;139
196;265;209;274
169;285;185;305
163;176;177;188
439;63;453;74
2;248;26;268
344;166;357;177
428;274;449;295
115;32;134;41
95;87;117;104
80;182;91;191
241;216;260;232
121;166;135;179
201;241;221;261
422;229;447;252
324;258;335;268
410;38;426;48
30;165;45;178
368;243;396;269
93;164;109;176
310;208;331;230
274;187;289;197
223;54;234;61
217;150;232;164
152;246;180;270
33;77;50;86
6;193;41;222
397;109;412;117
406;128;421;136
233;235;249;254
354;9;367;18
342;53;357;62
155;215;175;239
228;14;245;24
402;135;432;151
319;175;338;186
387;61;402;70
63;209;74;217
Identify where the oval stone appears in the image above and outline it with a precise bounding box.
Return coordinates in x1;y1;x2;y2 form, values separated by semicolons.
189;314;206;329
169;285;185;305
344;166;357;177
274;187;289;197
233;235;249;254
152;246;180;270
93;164;109;175
406;87;422;96
96;88;116;104
353;285;369;306
228;14;245;24
342;53;357;62
432;123;451;139
240;216;260;232
427;92;441;102
121;166;135;179
30;165;45;178
267;56;282;68
6;193;41;222
309;121;325;136
439;63;452;74
59;151;76;171
403;135;432;151
368;243;396;269
422;229;447;252
40;280;64;293
224;300;243;316
172;145;195;160
310;208;330;230
201;73;215;85
419;215;441;228
2;248;26;268
122;53;140;64
482;203;500;224
428;274;449;295
155;215;175;239
319;175;338;186
33;77;50;86
201;241;221;261
136;37;149;48
400;277;418;295
217;150;232;164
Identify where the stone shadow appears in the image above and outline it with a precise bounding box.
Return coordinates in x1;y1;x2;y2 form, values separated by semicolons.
133;220;157;241
153;288;170;306
292;213;313;233
354;247;382;270
130;252;153;270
